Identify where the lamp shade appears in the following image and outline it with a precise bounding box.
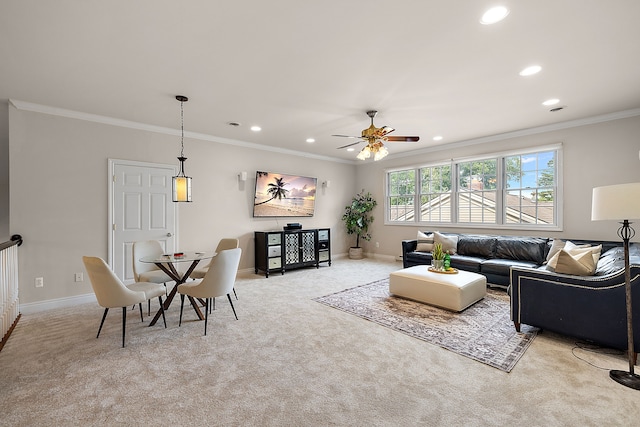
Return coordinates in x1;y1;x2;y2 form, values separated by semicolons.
591;182;640;221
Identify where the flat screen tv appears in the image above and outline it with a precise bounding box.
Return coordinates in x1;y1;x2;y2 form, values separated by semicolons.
253;171;317;217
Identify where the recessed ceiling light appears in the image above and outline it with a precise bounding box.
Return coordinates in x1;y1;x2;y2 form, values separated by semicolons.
433;136;443;141
306;138;315;143
480;6;509;25
250;126;261;132
519;65;542;76
542;98;560;106
347;148;355;152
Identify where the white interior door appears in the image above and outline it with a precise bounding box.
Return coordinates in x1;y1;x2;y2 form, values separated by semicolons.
109;160;176;282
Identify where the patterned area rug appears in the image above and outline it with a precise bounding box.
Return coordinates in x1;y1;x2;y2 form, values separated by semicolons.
314;278;538;372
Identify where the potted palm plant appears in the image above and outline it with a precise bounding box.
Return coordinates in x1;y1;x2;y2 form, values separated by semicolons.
342;190;377;259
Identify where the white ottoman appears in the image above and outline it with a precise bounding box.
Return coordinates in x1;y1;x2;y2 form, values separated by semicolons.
389;266;486;312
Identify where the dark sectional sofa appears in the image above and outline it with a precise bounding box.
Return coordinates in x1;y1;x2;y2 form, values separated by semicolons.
402;231;640;357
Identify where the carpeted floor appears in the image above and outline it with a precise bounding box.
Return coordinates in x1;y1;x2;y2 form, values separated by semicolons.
314;279;538;372
1;258;640;426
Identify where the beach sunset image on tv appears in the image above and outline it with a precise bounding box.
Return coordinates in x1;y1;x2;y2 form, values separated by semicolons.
253;171;317;217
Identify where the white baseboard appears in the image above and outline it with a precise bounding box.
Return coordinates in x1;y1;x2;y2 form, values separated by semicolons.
20;293;97;315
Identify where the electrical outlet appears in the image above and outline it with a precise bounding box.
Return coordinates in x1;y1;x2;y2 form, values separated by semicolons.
376;242;379;248
35;277;44;288
75;272;84;282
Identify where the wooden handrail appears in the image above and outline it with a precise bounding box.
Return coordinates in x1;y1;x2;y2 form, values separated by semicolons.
0;234;23;252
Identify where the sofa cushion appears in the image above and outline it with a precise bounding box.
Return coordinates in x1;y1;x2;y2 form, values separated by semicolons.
434;231;458;255
416;231;434;252
457;235;497;258
481;258;540;276
495;237;547;264
448;255;484;273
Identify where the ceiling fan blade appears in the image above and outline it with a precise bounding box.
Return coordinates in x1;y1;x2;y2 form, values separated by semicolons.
331;134;359;139
379;126;395;135
337;140;364;149
386;136;420;143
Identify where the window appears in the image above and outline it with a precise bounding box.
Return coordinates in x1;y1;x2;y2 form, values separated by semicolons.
385;146;561;230
505;151;556;225
419;164;452;222
457;159;497;224
387;169;416;221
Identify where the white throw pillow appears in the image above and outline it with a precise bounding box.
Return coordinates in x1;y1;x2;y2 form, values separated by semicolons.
545;239;565;264
555;248;597;275
434;231;458;255
547;240;588;269
416;231;434;252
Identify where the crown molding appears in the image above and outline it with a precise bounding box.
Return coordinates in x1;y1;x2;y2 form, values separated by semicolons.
8;99;355;165
387;107;640;161
10;99;637;166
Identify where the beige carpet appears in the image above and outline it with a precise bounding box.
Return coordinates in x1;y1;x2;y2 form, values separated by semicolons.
1;258;639;426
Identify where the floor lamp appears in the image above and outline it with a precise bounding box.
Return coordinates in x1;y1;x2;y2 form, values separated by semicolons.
592;182;640;390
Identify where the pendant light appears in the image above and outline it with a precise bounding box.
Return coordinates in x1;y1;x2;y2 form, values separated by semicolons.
172;95;192;202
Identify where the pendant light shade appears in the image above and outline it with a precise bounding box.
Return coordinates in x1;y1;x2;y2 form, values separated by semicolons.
172;95;192;202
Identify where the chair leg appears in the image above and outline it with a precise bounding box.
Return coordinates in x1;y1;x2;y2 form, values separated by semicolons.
97;308;109;338
227;294;238;320
148;299;151;316
204;298;209;336
139;303;144;322
233;287;238;300
179;294;185;327
159;296;167;328
122;307;127;348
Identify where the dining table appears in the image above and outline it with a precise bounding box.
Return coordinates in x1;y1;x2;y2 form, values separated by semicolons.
140;251;214;326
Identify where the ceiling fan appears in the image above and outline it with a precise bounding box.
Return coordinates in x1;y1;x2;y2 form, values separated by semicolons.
333;110;420;160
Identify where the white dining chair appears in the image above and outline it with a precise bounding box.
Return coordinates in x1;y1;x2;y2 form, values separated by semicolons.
83;256;167;347
133;240;173;314
190;238;240;303
178;248;241;336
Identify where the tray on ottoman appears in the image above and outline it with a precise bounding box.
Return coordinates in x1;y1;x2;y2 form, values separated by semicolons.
389;265;486;312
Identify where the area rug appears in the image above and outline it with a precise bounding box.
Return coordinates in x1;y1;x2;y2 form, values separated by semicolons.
314;278;538;372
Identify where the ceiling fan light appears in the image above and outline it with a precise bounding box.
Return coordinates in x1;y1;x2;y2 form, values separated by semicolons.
374;145;389;161
357;146;371;160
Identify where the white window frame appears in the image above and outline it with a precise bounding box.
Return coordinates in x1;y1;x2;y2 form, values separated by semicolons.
384;143;563;231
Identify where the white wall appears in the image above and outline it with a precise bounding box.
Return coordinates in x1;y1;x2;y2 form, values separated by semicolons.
9;106;356;305
355;115;640;258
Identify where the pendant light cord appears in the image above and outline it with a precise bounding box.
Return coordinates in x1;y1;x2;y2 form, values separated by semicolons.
180;100;185;158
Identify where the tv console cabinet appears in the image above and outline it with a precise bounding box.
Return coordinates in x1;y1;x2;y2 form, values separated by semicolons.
255;228;331;277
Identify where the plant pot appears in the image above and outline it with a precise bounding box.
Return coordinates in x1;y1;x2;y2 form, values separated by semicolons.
431;259;444;271
349;247;364;259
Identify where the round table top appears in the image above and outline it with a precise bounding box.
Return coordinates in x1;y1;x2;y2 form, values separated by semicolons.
139;251;215;263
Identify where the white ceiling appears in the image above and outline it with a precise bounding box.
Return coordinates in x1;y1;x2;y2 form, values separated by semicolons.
2;1;640;162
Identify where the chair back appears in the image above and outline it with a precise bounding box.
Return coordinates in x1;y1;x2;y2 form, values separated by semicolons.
132;240;164;281
198;248;242;298
215;238;240;253
82;256;145;308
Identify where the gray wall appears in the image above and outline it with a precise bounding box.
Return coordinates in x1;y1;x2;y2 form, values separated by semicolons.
0;101;9;242
355;115;640;258
9;106;356;305
9;103;640;308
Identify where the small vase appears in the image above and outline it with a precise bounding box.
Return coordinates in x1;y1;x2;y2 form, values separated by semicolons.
431;259;444;271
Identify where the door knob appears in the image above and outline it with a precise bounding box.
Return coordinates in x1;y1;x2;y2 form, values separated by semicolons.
166;233;173;237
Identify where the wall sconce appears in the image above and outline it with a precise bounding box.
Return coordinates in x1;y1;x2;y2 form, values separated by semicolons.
238;171;247;181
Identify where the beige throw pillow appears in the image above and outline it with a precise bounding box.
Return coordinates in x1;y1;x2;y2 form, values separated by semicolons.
547;240;599;269
416;231;434;252
434;231;458;255
545;239;565;264
555;248;597;275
